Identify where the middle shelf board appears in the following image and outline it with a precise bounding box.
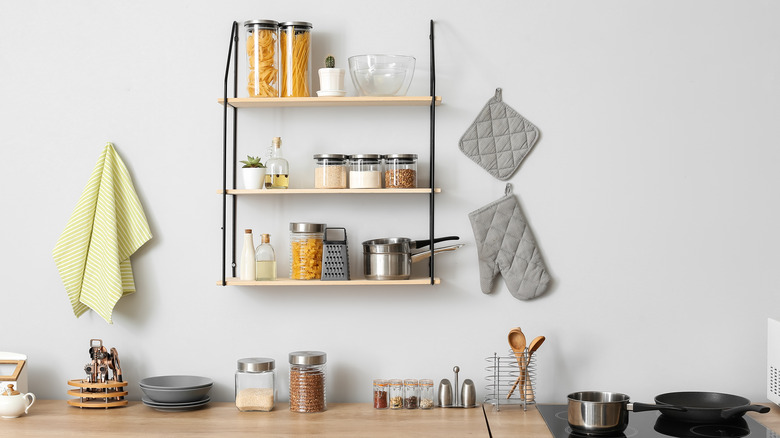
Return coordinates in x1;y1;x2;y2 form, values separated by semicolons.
217;277;441;286
218;96;442;108
218;188;441;195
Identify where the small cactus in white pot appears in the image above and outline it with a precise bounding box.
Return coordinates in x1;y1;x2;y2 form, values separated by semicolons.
240;155;266;190
317;55;345;95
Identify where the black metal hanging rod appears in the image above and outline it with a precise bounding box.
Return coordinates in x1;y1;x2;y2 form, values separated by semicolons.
222;21;239;285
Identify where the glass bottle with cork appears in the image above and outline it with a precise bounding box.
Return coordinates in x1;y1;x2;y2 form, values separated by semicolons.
240;229;256;281
265;137;289;189
255;234;276;281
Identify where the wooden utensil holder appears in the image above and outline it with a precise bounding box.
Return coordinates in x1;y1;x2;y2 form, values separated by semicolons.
66;379;128;408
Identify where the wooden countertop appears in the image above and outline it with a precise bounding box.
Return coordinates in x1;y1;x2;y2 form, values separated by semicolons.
6;401;780;437
1;400;489;437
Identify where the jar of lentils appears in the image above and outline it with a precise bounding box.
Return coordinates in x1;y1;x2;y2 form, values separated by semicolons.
384;154;417;188
313;154;348;189
349;154;383;189
288;350;326;413
289;222;325;280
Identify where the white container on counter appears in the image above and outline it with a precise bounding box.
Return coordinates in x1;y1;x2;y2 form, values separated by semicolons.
349;154;382;188
235;357;276;412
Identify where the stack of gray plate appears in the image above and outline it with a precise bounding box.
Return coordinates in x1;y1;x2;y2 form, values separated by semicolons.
139;375;213;411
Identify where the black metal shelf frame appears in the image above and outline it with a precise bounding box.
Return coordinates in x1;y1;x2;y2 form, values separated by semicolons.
220;20;437;286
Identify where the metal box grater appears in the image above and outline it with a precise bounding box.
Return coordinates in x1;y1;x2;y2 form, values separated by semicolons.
321;227;349;281
768;318;780;406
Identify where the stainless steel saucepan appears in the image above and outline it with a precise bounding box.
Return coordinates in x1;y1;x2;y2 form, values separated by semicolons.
567;392;685;436
362;236;461;280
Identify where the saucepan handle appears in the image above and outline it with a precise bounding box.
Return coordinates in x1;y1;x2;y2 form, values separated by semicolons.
412;235;459;249
631;402;686;413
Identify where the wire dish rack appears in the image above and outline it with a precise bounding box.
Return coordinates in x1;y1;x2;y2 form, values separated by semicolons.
484;350;537;411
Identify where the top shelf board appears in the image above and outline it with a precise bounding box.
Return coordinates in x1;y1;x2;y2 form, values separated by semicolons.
218;96;442;108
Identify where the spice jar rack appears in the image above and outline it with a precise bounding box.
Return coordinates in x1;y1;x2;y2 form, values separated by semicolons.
217;20;442;288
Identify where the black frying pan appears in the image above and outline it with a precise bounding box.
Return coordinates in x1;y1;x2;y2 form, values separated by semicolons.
655;392;769;423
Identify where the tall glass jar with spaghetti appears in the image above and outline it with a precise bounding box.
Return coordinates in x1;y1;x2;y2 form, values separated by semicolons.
280;21;313;97
243;20;280;98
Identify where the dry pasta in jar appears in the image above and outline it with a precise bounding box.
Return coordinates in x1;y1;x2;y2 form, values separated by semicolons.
279;21;312;97
244;20;279;98
289;222;325;280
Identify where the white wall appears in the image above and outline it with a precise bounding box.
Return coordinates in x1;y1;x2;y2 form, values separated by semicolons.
2;0;779;405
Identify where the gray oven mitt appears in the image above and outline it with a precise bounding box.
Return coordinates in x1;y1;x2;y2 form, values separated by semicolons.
468;184;550;300
459;88;540;181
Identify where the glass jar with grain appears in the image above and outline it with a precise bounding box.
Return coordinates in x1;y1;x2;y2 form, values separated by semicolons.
384;154;417;188
289;222;325;280
288;351;327;413
419;379;434;409
403;379;419;409
235;357;276;412
313;154;348;189
349;154;383;189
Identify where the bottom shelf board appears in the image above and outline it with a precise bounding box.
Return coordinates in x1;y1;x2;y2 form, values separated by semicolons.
217;277;440;286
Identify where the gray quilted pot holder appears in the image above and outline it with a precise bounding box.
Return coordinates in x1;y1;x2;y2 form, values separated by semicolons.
459;88;540;181
468;184;550;300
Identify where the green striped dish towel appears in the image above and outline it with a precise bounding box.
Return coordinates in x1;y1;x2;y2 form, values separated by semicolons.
53;142;151;324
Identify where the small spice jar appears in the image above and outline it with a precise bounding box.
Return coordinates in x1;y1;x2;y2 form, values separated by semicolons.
349;154;383;189
388;379;403;410
384;154;417;188
373;379;388;409
403;379;419;409
235;357;276;412
289;222;325;280
419;379;434;409
288;351;327;413
243;20;280;98
280;21;313;97
313;154;348;189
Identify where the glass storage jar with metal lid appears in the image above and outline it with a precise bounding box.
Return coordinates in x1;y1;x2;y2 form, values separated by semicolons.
384;154;417;188
289;222;325;280
404;379;419;409
388;379;403;409
419;379;434;409
235;357;276;412
373;379;388;409
243;20;280;98
279;21;313;97
313;154;348;189
349;154;383;189
288;351;326;413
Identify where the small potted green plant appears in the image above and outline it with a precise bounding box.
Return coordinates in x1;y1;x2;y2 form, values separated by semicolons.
317;55;345;96
240;155;266;190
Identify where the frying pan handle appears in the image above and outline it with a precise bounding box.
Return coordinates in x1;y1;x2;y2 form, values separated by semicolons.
631;403;687;413
413;235;459;249
721;404;770;419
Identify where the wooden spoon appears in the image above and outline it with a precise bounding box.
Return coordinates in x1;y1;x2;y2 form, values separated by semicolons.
523;336;546;402
506;328;527;399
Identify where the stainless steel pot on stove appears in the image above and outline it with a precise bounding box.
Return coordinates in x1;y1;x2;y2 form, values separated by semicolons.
567;392;685;436
362;236;461;280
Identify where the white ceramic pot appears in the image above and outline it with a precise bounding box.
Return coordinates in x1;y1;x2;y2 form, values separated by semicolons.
318;68;345;92
242;167;266;190
0;388;35;418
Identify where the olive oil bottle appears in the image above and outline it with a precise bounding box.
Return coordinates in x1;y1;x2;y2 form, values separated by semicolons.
265;136;289;189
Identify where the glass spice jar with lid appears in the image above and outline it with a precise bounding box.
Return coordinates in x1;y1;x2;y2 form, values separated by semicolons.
403;379;419;409
349;154;383;189
313;154;348;189
373;379;388;409
289;222;325;280
388;379;403;410
288;350;327;413
384;154;417;188
419;379;434;409
235;357;276;412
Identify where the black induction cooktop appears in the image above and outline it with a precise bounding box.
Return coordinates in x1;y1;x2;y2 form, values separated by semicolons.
537;405;774;438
